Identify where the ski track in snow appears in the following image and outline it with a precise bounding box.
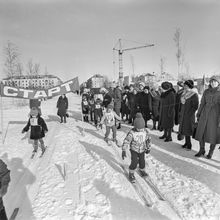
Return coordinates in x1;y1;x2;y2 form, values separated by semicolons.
0;93;220;220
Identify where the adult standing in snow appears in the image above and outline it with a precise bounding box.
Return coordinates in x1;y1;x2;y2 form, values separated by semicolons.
0;159;10;220
113;85;122;129
127;85;138;125
57;94;68;123
194;75;220;159
149;86;160;130
178;80;199;150
121;85;130;122
159;81;176;142
101;88;113;108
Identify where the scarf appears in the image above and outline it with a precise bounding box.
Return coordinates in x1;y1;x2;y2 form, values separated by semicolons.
181;89;197;104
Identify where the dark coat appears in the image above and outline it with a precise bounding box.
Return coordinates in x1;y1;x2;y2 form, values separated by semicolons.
195;86;220;144
175;88;184;125
121;92;130;115
179;91;199;136
57;96;68;117
127;92;137;111
103;93;112;108
150;90;160;121
113;87;122;111
137;91;152;120
159;89;176;129
23;115;48;140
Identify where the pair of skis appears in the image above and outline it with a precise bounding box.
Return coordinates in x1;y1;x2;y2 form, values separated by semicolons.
31;146;47;159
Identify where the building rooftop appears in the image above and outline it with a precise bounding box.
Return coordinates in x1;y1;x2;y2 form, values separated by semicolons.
3;74;61;81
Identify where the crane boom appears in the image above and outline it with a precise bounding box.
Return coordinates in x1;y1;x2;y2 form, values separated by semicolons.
113;39;154;86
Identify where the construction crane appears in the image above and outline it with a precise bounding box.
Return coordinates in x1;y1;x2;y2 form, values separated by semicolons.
113;39;154;86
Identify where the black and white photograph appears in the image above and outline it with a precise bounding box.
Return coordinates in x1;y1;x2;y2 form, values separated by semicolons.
0;0;220;219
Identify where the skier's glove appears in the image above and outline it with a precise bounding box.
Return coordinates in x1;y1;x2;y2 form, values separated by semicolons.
145;148;151;154
122;150;126;160
21;129;25;134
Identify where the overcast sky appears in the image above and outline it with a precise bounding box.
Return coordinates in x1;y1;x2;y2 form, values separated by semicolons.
0;0;220;83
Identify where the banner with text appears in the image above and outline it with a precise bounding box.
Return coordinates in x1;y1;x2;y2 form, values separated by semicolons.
0;77;79;99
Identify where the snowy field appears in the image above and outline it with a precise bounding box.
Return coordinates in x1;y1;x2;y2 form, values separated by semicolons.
0;93;220;220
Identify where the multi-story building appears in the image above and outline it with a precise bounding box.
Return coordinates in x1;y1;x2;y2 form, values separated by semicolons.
2;74;62;89
87;74;105;89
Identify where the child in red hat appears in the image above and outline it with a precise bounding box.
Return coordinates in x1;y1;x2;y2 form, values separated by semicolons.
121;113;151;183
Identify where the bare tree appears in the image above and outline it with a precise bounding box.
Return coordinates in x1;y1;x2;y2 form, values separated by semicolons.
33;63;40;75
26;59;34;76
16;62;24;77
3;41;20;79
173;28;184;80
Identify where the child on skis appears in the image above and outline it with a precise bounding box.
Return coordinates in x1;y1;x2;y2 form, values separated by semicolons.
99;103;121;144
81;95;90;122
121;113;151;182
22;107;48;156
94;97;103;129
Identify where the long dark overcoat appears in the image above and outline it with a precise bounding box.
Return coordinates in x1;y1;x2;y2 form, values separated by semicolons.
113;87;122;115
159;89;175;129
179;91;199;136
150;91;160;121
137;91;152;121
57;96;68;117
195;86;220;144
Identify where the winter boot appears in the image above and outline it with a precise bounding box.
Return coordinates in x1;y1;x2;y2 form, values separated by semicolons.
117;123;121;129
185;143;192;151
139;169;148;177
182;143;187;148
129;172;136;183
194;150;205;157
206;144;215;159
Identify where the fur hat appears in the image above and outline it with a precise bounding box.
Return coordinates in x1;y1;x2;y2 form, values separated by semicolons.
133;113;145;129
161;81;171;90
209;75;220;84
124;85;130;90
184;80;194;89
107;103;114;110
30;107;38;117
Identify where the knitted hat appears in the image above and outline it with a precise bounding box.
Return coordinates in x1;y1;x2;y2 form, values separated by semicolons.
161;81;171;90
184;80;194;89
107;103;114;109
30;107;38;117
209;75;220;84
133;113;145;129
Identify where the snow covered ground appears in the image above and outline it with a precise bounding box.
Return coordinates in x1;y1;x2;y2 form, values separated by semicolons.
0;93;220;220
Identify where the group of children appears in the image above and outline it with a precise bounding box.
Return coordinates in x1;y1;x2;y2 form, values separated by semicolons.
82;93;152;183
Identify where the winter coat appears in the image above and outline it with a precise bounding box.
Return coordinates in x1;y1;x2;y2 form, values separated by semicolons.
179;90;199;136
100;110;121;127
23;115;48;140
0;159;10;211
121;92;130;115
122;128;151;153
57;96;68;117
137;91;152;121
113;87;122;111
150;90;160;121
195;86;220;144
159;89;176;129
175;88;184;125
103;93;113;108
127;92;137;111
